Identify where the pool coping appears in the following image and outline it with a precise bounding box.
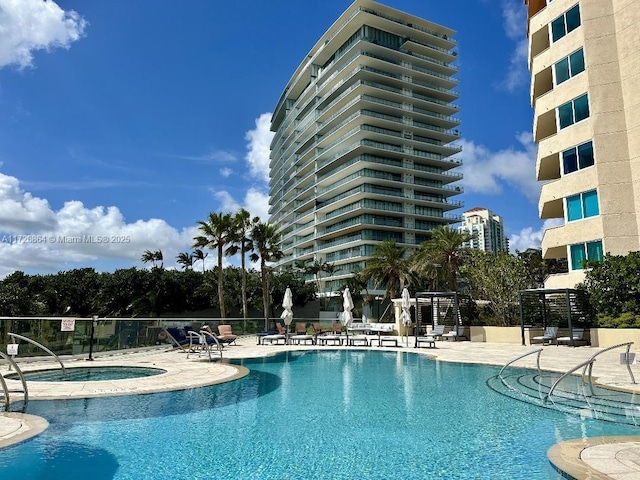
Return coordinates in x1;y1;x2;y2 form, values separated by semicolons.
0;412;48;449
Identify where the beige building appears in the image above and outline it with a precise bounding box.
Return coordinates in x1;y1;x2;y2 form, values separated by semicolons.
269;0;462;296
526;0;640;288
458;207;509;254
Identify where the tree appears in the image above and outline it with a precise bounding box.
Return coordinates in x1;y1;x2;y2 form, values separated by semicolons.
297;258;336;310
460;250;528;326
250;221;284;329
193;248;208;273
226;209;259;319
410;227;473;292
193;212;234;318
517;248;569;288
360;240;410;299
582;252;640;318
176;252;194;271
141;249;163;269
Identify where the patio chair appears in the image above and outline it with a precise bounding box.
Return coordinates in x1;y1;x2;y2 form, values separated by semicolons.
531;326;558;345
295;322;307;335
332;322;343;334
424;324;445;340
217;325;238;345
442;325;466;341
556;328;586;346
261;323;287;345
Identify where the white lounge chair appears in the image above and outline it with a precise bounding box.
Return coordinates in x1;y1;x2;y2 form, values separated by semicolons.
531;326;558;345
556;328;586;346
442;325;466;341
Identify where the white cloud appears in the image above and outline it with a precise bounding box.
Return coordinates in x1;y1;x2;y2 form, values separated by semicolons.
212;188;269;223
0;0;87;70
219;167;232;178
166;150;237;164
509;218;564;252
459;132;540;202
245;112;273;183
0;172;196;277
213;190;241;212
499;0;529;92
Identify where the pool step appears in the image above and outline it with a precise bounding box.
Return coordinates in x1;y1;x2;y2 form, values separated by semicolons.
487;372;640;426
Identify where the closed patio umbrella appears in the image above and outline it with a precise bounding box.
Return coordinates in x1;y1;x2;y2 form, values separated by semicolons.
281;287;294;344
400;288;412;346
341;287;354;344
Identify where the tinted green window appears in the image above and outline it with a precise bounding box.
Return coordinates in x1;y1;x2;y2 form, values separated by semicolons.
577;141;594;169
567;194;582;221
569;49;585;76
555;58;570;84
586;240;603;262
574;94;590;122
551;17;566;42
582;190;599;217
570;243;586;270
558;102;574;129
565;5;581;33
563;148;578;174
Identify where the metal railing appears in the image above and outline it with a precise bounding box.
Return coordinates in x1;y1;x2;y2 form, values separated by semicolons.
582;342;636;396
498;348;543;382
8;332;66;376
546;358;596;404
0;350;28;411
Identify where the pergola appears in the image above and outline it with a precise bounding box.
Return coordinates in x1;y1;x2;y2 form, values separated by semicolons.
518;288;592;346
414;291;460;347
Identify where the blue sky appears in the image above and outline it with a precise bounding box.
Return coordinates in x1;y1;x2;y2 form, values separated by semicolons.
0;0;557;277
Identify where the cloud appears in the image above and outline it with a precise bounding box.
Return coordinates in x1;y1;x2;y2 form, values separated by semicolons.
509;218;564;252
0;0;87;70
0;172;196;277
459;132;540;202
499;0;529;92
165;150;237;164
219;167;232;178
245;112;273;183
212;188;269;222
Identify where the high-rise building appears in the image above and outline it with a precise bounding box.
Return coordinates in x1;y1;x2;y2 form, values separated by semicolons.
458;207;509;254
526;0;640;288
269;0;463;296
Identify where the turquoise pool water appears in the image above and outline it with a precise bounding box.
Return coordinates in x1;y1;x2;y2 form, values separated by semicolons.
1;350;638;479
6;366;166;382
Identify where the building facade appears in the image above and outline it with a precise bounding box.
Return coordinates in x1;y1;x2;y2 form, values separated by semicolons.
526;0;640;288
458;207;509;254
269;0;463;296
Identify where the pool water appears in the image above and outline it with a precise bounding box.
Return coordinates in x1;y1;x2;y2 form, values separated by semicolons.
7;366;166;382
0;350;638;479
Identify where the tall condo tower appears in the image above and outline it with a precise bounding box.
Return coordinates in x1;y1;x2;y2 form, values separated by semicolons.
526;0;640;288
269;0;463;297
458;208;509;254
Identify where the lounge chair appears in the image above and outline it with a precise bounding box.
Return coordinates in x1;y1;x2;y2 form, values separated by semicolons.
332;322;343;334
348;335;369;346
290;333;315;345
531;326;558;345
442;325;466;341
295;322;307;335
217;325;238;345
317;334;342;346
425;324;445;340
261;323;287;345
556;328;586;346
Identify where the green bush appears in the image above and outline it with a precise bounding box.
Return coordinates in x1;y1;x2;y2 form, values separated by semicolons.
594;312;640;328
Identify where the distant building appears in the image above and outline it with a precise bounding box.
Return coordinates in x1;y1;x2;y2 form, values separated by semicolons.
268;0;463;296
458;208;508;254
526;0;640;287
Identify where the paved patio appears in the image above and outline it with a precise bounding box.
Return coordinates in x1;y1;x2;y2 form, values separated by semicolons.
2;336;640;478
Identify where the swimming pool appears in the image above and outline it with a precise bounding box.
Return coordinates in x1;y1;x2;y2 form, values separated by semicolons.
6;366;166;382
1;350;638;479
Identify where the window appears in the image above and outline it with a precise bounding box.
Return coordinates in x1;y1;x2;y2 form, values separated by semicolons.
551;5;581;42
562;141;594;174
566;190;599;221
558;94;589;129
570;240;603;270
554;48;585;85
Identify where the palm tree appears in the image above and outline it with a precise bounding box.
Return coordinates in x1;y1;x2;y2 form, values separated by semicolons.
297;258;335;310
250;221;284;329
141;249;163;269
361;240;410;300
176;252;194;270
193;212;234;318
193;248;208;273
409;226;474;292
226;209;259;319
